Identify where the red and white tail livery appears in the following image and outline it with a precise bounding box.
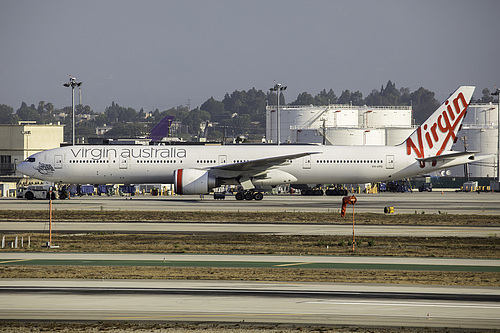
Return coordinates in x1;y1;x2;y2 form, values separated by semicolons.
405;86;474;159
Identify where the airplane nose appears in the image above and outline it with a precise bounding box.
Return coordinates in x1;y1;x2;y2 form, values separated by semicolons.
17;161;34;177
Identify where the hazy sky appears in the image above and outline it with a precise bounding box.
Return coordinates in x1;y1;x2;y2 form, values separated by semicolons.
1;0;499;113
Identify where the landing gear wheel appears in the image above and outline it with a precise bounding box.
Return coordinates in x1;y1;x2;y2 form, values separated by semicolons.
244;191;254;200
253;192;263;201
235;192;244;200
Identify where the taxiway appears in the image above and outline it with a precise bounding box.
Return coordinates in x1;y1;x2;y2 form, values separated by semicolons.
2;191;500;214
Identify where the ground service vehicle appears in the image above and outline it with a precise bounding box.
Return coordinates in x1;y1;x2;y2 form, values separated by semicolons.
17;185;56;200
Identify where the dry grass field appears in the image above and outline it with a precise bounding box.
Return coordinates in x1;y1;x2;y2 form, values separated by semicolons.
1;210;498;286
1;210;500;226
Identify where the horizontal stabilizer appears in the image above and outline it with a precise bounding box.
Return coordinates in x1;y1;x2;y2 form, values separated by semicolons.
416;151;478;163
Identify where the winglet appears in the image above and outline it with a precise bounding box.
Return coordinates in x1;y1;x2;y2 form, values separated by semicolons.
405;86;475;158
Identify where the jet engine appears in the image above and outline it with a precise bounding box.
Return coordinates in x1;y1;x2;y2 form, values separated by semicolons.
173;169;216;195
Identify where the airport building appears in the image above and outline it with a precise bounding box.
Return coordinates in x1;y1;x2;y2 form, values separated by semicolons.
0;123;64;195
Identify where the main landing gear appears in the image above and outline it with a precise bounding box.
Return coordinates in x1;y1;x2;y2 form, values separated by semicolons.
235;190;264;201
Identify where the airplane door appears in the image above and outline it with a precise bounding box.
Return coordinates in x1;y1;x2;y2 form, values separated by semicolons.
303;156;311;169
119;156;128;169
218;155;227;165
54;155;63;169
386;155;394;169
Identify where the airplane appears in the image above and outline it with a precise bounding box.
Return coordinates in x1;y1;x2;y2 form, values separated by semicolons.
17;86;478;201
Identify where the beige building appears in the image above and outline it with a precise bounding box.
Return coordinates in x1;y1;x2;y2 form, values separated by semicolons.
0;123;64;192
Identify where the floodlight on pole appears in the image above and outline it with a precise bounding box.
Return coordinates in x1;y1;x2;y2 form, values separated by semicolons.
269;83;287;145
63;75;82;145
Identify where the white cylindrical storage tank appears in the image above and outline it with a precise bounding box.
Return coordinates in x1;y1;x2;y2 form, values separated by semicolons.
326;128;362;145
450;126;498;177
325;128;385;146
385;128;415;145
293;128;323;144
279;107;325;143
362;129;385;145
328;109;359;127
360;109;412;127
280;107;322;128
468;128;497;178
463;103;498;127
450;127;497;177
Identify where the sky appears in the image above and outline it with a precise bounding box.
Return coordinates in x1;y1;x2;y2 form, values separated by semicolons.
1;0;499;113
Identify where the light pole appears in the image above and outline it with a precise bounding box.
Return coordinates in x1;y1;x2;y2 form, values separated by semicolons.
269;83;286;145
491;88;500;182
20;130;31;159
63;75;82;145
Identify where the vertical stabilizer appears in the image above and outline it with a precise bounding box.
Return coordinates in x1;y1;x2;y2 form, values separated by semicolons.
405;86;475;158
149;116;174;142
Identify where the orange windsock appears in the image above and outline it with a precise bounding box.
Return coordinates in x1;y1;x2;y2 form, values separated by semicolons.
341;195;357;217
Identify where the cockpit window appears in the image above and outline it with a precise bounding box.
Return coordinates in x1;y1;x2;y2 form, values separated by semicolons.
24;157;35;162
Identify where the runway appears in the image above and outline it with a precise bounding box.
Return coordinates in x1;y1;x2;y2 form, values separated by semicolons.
2;191;500;214
3;221;500;237
1;279;499;329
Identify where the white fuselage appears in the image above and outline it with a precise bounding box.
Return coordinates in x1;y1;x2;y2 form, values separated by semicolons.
18;143;433;186
16;86;478;193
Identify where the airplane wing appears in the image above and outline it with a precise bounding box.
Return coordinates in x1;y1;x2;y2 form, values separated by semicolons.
206;151;321;178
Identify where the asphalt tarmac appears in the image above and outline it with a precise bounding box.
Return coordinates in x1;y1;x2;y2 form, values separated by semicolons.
2;191;500;214
1;279;499;329
3;221;500;237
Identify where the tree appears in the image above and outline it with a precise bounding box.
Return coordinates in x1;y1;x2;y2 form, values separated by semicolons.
314;89;337;105
379;80;400;105
200;97;228;122
410;87;440;124
350;91;364;105
291;92;315;105
267;91;286;106
16;102;40;122
231;114;251;130
480;88;494;103
76;121;97;139
207;130;223;141
103;122;146;138
337;90;352;104
182;108;211;135
94;113;108;126
222;88;267;127
0;104;17;124
43;102;55;124
364;81;400;106
399;87;411;105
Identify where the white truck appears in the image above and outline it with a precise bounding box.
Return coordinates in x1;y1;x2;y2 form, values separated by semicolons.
17;185;56;200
